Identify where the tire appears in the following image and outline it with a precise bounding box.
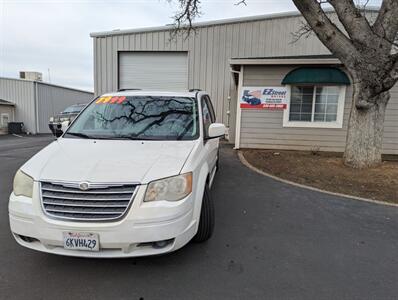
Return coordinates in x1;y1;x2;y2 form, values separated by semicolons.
216;149;220;172
193;183;215;243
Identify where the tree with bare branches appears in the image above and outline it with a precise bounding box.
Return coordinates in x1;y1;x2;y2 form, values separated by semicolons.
170;0;398;168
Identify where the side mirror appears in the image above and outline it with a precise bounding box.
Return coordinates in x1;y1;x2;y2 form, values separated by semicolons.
54;124;63;138
207;123;226;139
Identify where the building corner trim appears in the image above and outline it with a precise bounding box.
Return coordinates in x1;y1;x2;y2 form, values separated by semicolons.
34;82;39;134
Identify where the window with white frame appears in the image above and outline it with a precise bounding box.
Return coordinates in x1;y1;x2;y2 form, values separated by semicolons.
283;85;346;128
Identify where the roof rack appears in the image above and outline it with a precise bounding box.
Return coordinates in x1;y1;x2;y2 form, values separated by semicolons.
189;89;202;92
117;88;142;92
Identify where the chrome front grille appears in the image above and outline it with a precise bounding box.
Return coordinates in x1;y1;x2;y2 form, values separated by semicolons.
40;181;138;221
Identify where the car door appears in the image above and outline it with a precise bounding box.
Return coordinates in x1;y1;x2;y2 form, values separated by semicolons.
201;95;218;174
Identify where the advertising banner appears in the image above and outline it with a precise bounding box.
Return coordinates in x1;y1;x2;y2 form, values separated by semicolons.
240;87;288;109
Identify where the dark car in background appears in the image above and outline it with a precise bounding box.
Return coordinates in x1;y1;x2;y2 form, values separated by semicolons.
49;104;86;134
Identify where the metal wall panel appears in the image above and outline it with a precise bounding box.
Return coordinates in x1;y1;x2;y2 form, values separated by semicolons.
1;78;94;134
241;65;398;155
92;14;331;142
119;52;188;90
0;78;36;133
36;83;94;133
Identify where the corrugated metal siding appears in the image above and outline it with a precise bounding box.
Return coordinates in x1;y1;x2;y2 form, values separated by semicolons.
36;83;94;133
0;78;94;134
240;65;398;155
92;14;331;142
0;78;36;133
385;85;398;154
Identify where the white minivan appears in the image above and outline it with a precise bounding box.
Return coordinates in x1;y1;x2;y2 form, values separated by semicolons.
9;90;225;257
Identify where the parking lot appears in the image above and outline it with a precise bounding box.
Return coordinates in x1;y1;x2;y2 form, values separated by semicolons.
1;135;398;299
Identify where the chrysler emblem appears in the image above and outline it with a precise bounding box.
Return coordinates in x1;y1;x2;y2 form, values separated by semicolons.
79;182;90;191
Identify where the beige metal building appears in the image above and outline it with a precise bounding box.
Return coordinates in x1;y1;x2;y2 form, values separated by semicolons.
90;9;398;154
0;77;94;134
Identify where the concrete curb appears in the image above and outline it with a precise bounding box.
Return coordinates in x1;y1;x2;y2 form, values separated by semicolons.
237;150;398;208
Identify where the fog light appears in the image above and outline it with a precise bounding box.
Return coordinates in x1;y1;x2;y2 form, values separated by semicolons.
18;235;37;243
153;239;172;249
137;239;174;249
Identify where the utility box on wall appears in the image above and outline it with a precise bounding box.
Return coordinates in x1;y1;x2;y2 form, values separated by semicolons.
19;71;43;82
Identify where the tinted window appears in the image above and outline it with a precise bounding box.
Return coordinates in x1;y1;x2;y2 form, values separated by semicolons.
204;96;216;122
65;96;199;140
62;105;85;114
201;96;214;138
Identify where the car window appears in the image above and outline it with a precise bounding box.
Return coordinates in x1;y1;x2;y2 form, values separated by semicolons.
204;96;216;123
201;95;214;138
62;105;85;114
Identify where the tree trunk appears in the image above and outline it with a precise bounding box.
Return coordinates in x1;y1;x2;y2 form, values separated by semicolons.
344;87;390;168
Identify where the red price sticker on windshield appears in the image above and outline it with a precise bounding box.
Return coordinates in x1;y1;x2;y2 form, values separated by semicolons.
96;96;126;104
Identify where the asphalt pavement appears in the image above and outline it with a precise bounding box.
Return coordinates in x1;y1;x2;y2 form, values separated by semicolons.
1;135;398;300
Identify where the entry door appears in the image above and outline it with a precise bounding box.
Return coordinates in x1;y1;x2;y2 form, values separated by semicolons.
119;52;188;91
1;113;9;128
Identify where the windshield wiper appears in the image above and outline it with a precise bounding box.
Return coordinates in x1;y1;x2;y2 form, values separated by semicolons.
65;132;91;139
113;135;158;141
66;132;160;141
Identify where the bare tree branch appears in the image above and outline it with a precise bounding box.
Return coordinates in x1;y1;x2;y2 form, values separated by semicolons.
327;0;374;46
290;21;314;44
291;0;358;68
384;53;398;88
235;0;247;6
372;0;398;43
168;0;201;38
392;55;398;79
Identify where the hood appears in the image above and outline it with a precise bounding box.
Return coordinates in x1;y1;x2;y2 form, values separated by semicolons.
21;138;197;184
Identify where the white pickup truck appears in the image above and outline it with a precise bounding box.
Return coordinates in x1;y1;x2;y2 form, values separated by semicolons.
9;90;225;258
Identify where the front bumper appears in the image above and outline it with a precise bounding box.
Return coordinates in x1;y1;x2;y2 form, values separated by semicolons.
9;183;198;258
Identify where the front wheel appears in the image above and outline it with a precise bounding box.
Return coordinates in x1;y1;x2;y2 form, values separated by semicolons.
192;184;215;243
216;148;220;172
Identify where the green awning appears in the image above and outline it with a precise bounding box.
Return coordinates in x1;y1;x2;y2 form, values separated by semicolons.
281;67;350;85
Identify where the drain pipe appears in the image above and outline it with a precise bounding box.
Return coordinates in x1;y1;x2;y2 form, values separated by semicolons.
230;66;244;149
34;81;40;134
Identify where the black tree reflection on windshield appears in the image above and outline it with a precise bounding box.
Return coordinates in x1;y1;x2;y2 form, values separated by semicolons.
67;96;199;140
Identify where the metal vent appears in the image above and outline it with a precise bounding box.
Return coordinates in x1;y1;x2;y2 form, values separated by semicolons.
40;181;138;221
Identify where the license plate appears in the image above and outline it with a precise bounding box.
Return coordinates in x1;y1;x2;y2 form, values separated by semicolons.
63;232;99;252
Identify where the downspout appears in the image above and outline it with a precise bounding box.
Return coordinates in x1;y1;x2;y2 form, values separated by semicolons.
230;65;244;149
34;81;39;134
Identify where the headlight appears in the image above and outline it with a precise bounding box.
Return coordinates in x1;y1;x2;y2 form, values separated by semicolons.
144;172;192;202
49;117;54;122
13;169;34;197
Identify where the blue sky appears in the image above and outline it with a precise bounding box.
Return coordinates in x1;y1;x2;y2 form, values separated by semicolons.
0;0;382;91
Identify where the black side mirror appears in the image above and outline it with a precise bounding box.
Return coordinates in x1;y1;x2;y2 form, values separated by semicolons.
54;124;63;138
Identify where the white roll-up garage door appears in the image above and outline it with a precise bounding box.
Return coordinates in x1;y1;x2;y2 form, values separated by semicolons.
119;52;188;91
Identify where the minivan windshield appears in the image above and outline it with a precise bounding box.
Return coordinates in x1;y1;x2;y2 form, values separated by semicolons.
64;96;199;140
